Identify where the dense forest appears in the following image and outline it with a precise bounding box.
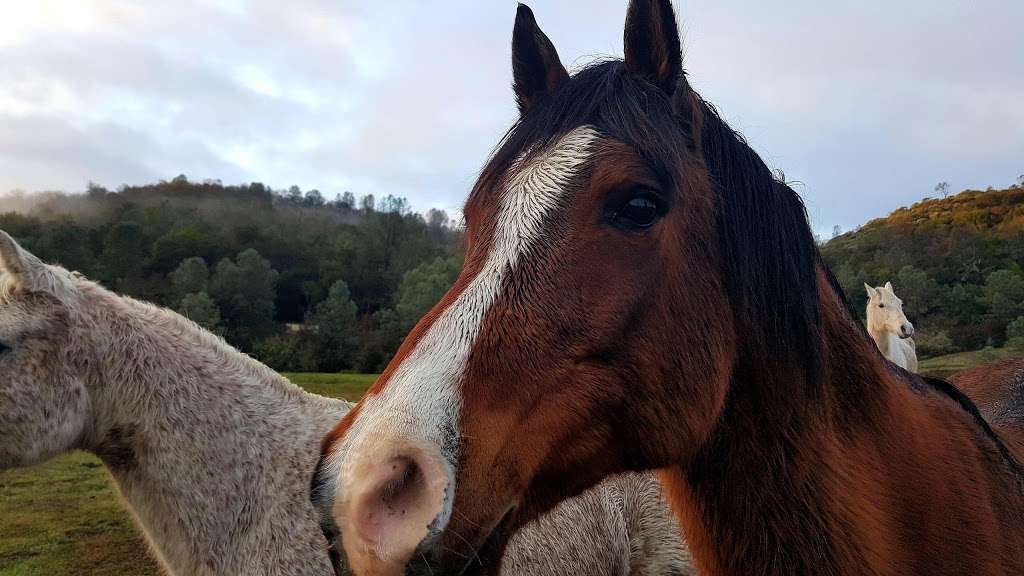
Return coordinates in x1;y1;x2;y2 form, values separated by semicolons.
0;177;462;372
3;178;1024;370
823;185;1024;357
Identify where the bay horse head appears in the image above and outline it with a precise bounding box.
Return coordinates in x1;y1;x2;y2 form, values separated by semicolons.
314;0;825;573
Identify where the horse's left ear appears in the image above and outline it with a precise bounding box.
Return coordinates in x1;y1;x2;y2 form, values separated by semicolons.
623;0;683;95
884;281;893;292
512;3;569;114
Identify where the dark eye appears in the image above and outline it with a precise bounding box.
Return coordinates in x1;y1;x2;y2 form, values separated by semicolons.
878;304;885;308
607;192;663;232
0;342;9;355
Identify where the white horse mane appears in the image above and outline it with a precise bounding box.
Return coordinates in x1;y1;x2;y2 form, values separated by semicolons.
83;278;315;403
0;253;81;309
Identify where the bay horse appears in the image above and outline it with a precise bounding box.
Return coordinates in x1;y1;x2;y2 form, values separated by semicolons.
950;357;1024;462
0;231;692;576
314;1;1024;574
865;282;918;372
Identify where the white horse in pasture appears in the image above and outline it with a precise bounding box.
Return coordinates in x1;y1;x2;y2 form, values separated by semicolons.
865;282;918;372
0;231;692;576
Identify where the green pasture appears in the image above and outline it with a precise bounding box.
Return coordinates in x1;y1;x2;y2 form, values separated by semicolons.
919;340;1024;378
4;351;1024;575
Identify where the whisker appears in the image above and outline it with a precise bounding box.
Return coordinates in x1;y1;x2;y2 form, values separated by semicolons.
452;507;482;530
438;545;471;560
445;527;484;567
419;552;435;576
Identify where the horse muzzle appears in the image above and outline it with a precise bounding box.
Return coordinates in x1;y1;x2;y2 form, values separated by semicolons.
899;322;915;339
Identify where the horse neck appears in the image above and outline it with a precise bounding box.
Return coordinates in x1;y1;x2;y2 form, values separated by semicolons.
662;273;1024;576
865;315;892;356
78;289;329;437
74;288;345;574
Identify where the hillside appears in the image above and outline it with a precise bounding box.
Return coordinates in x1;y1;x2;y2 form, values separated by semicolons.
822;185;1024;356
3;180;1023;369
0;177;462;373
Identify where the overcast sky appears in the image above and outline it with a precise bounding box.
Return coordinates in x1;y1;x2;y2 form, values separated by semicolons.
1;1;1021;235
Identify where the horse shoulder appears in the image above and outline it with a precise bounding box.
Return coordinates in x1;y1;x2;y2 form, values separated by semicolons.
500;478;632;576
499;472;695;575
614;472;696;575
950;358;1024;462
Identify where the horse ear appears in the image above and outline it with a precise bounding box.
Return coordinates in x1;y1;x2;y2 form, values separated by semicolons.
0;230;77;303
884;281;893;292
0;231;37;285
623;0;683;95
864;283;877;299
512;3;569;114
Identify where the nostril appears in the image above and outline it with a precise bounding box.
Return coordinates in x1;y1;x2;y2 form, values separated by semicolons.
344;450;450;563
338;446;452;573
359;457;424;541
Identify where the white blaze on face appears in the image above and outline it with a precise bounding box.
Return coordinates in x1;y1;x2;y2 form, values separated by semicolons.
324;125;600;553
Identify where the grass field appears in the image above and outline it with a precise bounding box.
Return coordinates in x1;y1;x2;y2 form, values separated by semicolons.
5;347;1024;576
0;373;374;576
919;340;1024;378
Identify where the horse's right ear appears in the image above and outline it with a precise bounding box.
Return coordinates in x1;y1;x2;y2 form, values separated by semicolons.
0;230;77;303
0;231;36;285
623;0;701;148
864;283;877;299
624;0;683;95
511;3;568;114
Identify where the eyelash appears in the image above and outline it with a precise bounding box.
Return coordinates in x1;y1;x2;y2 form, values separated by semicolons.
604;188;667;232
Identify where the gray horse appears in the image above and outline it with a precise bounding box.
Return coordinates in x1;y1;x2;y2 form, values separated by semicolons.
0;231;692;576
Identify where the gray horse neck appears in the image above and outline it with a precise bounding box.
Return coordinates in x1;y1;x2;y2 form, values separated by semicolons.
74;295;344;575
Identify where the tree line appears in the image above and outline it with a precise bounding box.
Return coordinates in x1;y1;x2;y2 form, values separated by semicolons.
0;176;461;373
5;178;1024;369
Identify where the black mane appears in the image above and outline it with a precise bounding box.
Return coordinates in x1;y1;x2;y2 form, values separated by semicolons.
479;57;1021;473
477;60;689;196
697;98;821;384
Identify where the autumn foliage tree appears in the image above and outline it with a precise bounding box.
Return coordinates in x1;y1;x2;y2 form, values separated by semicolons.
822;185;1024;355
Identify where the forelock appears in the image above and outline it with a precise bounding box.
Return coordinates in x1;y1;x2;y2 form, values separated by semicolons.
475;60;686;204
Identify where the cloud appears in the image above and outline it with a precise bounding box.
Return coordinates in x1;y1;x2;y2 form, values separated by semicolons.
0;0;1021;236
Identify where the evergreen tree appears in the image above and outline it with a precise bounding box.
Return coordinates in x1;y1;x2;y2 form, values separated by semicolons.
179;291;223;334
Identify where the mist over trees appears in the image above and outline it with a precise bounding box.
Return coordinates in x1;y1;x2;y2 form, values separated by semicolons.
6;177;1024;370
0;176;461;372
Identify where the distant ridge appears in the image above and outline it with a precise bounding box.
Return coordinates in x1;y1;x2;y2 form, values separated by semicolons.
822;185;1024;357
850;187;1024;237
